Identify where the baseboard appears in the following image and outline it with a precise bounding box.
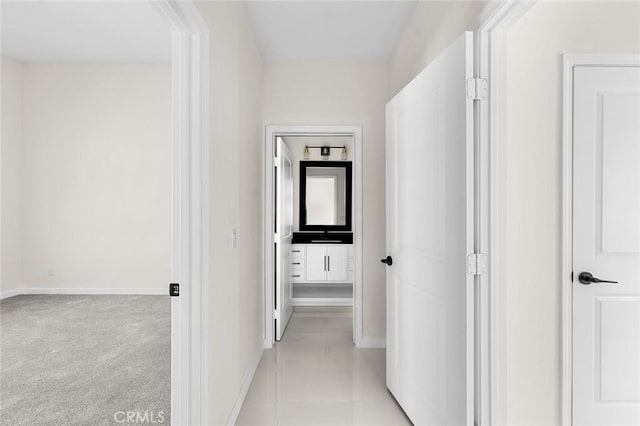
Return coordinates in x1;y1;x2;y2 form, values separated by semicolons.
0;288;22;300
225;346;264;426
1;287;166;298
292;307;352;318
359;337;386;349
292;298;353;307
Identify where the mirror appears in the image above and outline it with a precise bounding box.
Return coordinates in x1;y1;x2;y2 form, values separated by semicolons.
300;161;352;231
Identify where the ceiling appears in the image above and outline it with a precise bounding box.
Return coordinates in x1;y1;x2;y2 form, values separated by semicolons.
246;1;417;60
1;1;171;63
1;1;417;63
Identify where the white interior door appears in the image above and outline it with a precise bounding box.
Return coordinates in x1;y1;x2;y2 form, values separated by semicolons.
275;138;294;341
572;64;640;426
385;31;474;425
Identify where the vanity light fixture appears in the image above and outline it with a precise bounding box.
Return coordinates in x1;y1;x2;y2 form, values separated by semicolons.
320;146;331;160
303;145;348;161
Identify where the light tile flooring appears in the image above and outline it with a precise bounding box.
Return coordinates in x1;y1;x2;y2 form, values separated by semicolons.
236;308;412;426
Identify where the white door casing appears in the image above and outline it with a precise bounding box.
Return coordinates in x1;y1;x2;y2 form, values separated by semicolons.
570;63;640;426
470;3;536;424
275;138;294;341
153;1;209;423
385;31;475;425
264;125;364;348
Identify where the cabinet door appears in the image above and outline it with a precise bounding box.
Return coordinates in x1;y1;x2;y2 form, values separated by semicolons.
326;246;348;281
306;246;327;281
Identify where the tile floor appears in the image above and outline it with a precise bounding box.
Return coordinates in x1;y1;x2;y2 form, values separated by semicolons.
235;308;412;426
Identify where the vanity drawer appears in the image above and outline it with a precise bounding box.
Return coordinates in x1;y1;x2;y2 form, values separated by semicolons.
290;258;305;269
291;269;305;281
291;255;305;281
291;246;305;259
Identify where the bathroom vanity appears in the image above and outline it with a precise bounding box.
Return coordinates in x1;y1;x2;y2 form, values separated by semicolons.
290;242;353;306
290;160;354;306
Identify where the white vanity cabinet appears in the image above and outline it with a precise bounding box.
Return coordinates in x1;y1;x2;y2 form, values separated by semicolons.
306;245;349;281
326;246;348;281
290;244;353;306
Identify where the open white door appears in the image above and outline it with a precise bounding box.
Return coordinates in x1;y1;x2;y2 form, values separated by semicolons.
385;31;475;425
571;64;640;426
275;137;294;341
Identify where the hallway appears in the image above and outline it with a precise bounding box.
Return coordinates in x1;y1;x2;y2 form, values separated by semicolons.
236;308;411;425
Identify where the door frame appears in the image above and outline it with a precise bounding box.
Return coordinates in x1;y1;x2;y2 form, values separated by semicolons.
471;2;534;425
561;53;640;426
263;125;363;348
153;1;209;424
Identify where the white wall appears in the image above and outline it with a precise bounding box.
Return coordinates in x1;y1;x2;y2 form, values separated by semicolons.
1;57;23;296
194;2;265;424
264;59;389;341
15;63;171;292
505;2;640;425
390;0;487;95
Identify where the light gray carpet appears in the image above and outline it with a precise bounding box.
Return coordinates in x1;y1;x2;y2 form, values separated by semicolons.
0;295;170;426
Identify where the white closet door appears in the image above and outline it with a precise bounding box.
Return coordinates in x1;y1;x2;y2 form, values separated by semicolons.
326;246;348;281
385;31;474;425
306;245;327;281
572;64;640;426
275;139;294;341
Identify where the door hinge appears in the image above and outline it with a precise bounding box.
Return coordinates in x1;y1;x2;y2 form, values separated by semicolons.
169;283;180;297
274;309;281;321
467;253;488;275
467;78;488;101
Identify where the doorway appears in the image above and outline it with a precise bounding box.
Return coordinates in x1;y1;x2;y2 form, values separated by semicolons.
0;2;173;424
0;1;209;423
264;125;363;348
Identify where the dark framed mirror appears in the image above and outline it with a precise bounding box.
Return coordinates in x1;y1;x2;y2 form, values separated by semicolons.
299;161;352;231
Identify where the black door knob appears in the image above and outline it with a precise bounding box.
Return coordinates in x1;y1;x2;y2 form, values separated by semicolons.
578;272;618;285
380;256;393;266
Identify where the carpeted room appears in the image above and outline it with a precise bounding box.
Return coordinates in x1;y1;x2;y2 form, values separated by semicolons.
0;296;170;426
0;3;174;424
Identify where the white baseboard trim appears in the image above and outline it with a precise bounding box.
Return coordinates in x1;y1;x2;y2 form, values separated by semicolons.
0;288;23;300
0;287;166;299
359;337;386;349
292;312;352;318
292;298;353;307
225;347;264;426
